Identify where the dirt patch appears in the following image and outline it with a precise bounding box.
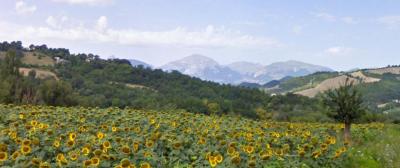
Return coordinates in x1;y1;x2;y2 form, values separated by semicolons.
19;68;58;80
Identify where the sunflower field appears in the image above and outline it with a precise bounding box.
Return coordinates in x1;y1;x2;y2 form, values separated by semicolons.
0;104;384;168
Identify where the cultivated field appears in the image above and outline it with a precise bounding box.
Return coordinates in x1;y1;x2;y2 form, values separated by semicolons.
0;105;389;167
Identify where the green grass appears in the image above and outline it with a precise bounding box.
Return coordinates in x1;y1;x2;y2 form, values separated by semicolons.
344;124;400;168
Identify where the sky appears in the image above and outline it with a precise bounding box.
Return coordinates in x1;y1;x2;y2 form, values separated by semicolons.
1;0;400;70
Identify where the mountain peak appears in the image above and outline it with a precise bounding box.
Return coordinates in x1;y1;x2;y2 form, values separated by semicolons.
177;54;219;66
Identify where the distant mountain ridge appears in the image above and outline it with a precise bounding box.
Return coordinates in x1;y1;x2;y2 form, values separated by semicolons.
159;54;333;84
129;59;152;68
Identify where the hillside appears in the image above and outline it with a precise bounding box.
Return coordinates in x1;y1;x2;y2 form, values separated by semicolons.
0;41;279;119
262;67;400;108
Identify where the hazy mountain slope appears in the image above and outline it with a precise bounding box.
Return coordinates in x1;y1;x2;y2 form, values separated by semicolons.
160;54;243;83
129;59;152;68
227;61;264;75
254;60;333;84
161;56;333;84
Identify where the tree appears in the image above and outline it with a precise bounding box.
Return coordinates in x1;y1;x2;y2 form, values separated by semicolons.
323;78;365;143
0;50;22;103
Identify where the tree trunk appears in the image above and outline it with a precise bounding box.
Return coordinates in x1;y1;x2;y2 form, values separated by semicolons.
344;122;351;145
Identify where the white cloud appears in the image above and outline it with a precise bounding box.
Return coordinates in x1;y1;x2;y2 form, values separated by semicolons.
46;16;58;28
325;46;353;56
96;16;108;32
15;1;37;15
0;17;281;49
378;15;400;28
51;0;114;5
46;16;70;28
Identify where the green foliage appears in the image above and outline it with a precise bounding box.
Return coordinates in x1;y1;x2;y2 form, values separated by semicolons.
323;78;365;124
343;125;400;168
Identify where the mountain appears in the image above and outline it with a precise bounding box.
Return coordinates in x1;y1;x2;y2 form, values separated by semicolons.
160;54;243;83
129;59;152;68
161;55;333;84
254;60;333;84
227;61;264;75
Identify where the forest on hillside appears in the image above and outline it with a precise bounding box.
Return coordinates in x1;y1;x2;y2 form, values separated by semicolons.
0;41;335;122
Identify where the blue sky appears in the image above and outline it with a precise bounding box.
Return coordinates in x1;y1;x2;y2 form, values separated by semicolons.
1;0;400;70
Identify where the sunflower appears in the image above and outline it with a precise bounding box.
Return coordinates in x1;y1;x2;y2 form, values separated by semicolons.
248;160;256;167
215;154;223;163
227;146;236;156
140;162;151;168
121;145;131;155
144;151;152;158
133;142;139;153
30;120;38;126
340;146;347;153
22;139;31;146
260;150;272;160
112;127;118;132
69;151;79;161
231;155;241;165
297;148;306;157
321;143;328;152
228;142;237;148
327;136;336;145
208;156;217;168
31;157;41;165
19;113;24;119
244;145;254;154
39;162;51;168
82;147;90;156
333;150;342;159
103;141;112;149
56;153;68;164
134;127;141;134
0;144;7;152
275;149;284;157
101;153;110;160
11;151;20;160
172;142;182;150
312;150;321;159
97;132;105;140
91;157;100;167
197;137;206;145
149;118;156;125
32;138;40;146
120;158;131;167
67;140;75;147
38;123;45;129
20;145;31;155
145;140;154;148
0;152;7;162
94;149;103;156
83;160;92;167
69;132;77;141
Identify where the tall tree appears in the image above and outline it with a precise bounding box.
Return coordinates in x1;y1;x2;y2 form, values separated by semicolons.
323;78;365;144
0;50;22;103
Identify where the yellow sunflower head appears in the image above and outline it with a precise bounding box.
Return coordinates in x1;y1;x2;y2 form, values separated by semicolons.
20;145;32;155
121;145;131;155
0;152;8;162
